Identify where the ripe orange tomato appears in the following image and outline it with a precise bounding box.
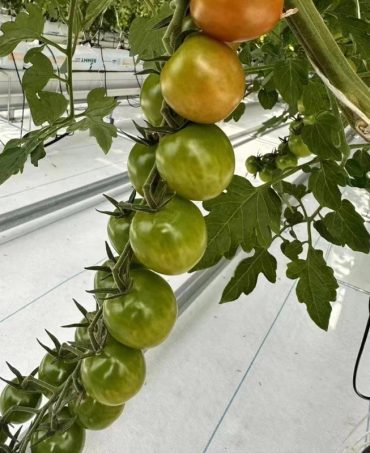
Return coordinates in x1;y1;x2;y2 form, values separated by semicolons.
190;0;284;43
160;34;245;124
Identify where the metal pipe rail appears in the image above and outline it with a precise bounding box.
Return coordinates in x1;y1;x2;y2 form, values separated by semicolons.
0;120;291;240
0;70;142;117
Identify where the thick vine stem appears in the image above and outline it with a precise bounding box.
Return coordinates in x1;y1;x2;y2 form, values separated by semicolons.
285;0;370;141
163;0;189;54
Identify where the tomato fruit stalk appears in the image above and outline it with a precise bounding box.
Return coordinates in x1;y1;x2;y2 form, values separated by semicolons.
94;260;115;305
31;409;85;453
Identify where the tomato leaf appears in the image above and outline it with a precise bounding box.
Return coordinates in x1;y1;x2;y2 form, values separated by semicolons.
22;49;68;125
281;240;303;260
284;207;304;226
0;141;28;184
30;143;46;167
301;81;330;115
23;49;54;92
301;112;343;160
84;0;114;29
308;160;347;210
192;176;282;271
68;88;118;153
346;149;370;189
26;91;69;126
346;149;370;178
313;220;343;246
225;102;246;122
321;200;370;253
273;58;308;111
287;248;338;330
0;129;52;184
129;4;172;60
340;17;370;60
0;4;44;57
221;249;277;303
281;181;309;200
258;89;278;110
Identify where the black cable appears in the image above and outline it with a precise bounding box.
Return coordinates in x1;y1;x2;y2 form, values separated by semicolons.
10;52;25;137
353;297;370;400
44;132;71;148
126;95;140;108
126;56;142;109
132;56;142;90
99;45;107;94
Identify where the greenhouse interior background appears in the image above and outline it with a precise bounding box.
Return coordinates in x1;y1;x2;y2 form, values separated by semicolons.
0;1;369;452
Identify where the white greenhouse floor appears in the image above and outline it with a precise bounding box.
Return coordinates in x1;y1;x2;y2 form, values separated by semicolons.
0;102;369;453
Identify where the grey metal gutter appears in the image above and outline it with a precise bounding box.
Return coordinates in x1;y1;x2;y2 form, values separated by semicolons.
0;174;130;232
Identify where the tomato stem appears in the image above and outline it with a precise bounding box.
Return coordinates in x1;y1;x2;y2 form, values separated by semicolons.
260;156;320;189
66;0;78;118
285;0;370;140
163;0;189;54
112;243;134;294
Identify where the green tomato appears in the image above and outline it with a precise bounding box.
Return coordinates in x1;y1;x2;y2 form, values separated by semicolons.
140;74;163;127
81;337;146;406
127;143;157;196
104;269;177;349
75;324;90;347
259;166;276;183
38;353;76;391
288;135;311;158
74;314;95;347
31;409;85;453
130;196;207;275
94;260;115;305
276;152;298;170
107;212;133;255
69;394;124;431
0;379;41;424
160;34;245;124
245;156;260;174
156;124;235;201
